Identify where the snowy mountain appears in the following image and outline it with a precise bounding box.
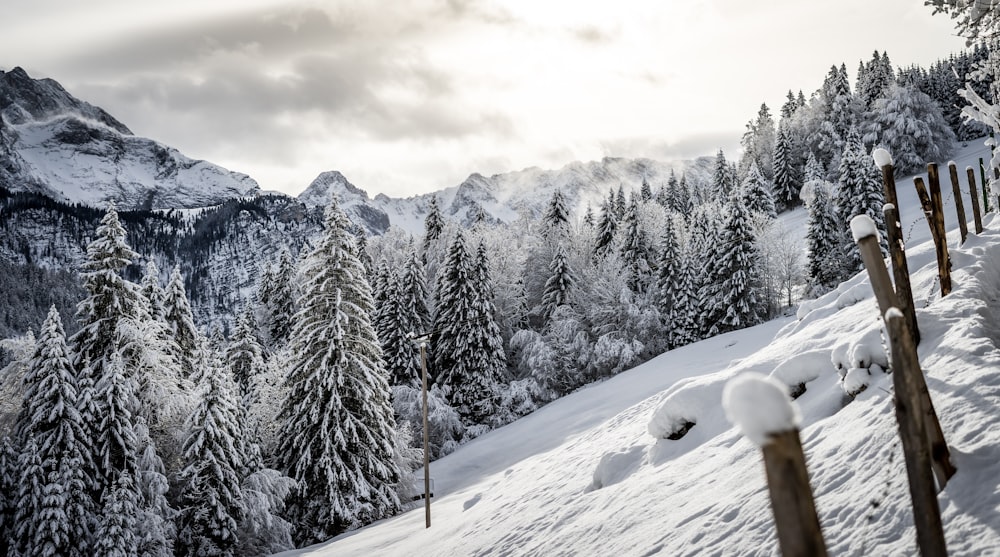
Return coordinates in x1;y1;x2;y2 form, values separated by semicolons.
0;67;258;209
300;157;715;236
281;142;1000;556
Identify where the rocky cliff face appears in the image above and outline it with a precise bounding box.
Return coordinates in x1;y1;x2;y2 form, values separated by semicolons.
0;67;259;210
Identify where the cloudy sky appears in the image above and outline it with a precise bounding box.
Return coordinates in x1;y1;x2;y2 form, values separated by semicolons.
1;0;968;198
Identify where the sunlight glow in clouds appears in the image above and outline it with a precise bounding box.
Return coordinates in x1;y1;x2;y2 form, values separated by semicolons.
0;0;967;197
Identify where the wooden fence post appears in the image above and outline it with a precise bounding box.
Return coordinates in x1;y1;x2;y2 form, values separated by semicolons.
724;375;827;557
852;217;956;491
883;204;920;344
850;215;898;315
966;167;984;235
885;309;948;557
913;176;952;297
947;162;969;244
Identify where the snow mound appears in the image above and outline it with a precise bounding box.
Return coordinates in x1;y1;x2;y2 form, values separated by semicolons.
850;214;880;242
722;373;800;446
872;148;893;167
769;349;834;397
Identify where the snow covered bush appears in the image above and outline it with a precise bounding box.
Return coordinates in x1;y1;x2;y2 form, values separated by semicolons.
392;385;464;460
864;83;955;175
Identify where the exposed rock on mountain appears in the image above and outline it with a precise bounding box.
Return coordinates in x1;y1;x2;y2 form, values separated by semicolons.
0;67;258;209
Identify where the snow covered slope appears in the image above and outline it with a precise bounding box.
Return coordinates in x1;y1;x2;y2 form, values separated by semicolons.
283;141;1000;556
0;67;259;209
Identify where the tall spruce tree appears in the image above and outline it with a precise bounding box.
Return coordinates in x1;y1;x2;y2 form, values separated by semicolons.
837;127;887;272
13;306;93;557
543;189;571;238
619;197;653;293
0;437;17;556
772;121;799;211
805;182;845;289
162;266;200;378
139;261;166;322
699;195;762;336
175;348;245;557
277;198;400;545
593;194;617;260
432;234;505;428
741;162;777;219
69;203;144;503
92;474;139;557
227;305;265;407
539;245;576;321
263;250;297;347
655;216;681;347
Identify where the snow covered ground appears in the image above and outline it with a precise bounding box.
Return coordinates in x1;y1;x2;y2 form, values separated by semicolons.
280;141;1000;556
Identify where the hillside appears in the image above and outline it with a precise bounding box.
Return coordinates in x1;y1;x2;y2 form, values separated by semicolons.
283;142;1000;556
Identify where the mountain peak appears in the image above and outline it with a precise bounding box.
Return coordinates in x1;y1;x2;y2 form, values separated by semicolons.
0;66;131;133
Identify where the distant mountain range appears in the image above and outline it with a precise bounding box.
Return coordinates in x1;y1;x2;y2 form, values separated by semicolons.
1;66;712;235
0;66;713;334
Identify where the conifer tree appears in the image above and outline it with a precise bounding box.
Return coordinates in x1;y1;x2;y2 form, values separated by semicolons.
772;121;799;211
277;198;400;545
400;251;431;336
432;234;505;427
593;194;617;260
263;250;297;347
139;261;166;322
699;195;762;336
380;273;420;387
639;179;653;202
92;474;139;557
69;204;145;503
380;251;430;387
670;246;701;347
655;216;681;346
543;190;571;238
13;307;93;557
614;185;627;220
422;196;445;257
581;204;595;227
175;350;245;557
227;305;265;406
805;182;845;289
741;162;777;219
0;437;17;556
711;149;733;201
539;245;576;321
619;197;653;293
837;127;887;272
134;419;175;557
12;437;45;557
94;353;140;499
162;266;200;378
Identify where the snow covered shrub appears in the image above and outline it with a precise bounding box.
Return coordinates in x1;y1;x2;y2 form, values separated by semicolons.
864;83;955;175
392;385;464;460
493;378;543;427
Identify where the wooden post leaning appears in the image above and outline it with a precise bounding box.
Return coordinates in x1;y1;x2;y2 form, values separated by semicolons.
947;162;969;244
762;430;828;557
966;167;984;234
872;150;919;344
913;176;952;297
852;216;956;491
885;310;948;557
883;204;920;345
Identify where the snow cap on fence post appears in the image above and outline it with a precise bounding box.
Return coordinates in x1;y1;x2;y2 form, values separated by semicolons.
850;214;880;243
872;148;893;167
723;373;801;446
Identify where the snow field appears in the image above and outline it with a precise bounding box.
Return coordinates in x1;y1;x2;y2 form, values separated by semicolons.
285;141;1000;556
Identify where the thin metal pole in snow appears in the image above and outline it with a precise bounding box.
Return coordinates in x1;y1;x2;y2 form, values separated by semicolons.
416;336;432;529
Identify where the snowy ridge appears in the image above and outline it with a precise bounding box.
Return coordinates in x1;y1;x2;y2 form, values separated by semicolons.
286;145;1000;556
299;156;716;236
0;67;259;209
